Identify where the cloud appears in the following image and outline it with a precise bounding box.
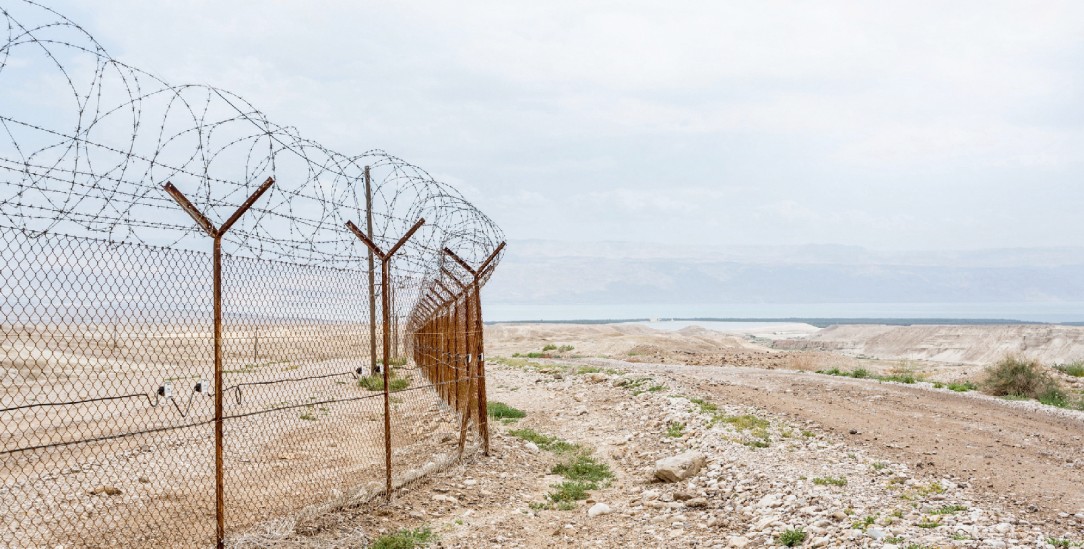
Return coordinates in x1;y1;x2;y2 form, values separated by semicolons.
43;0;1084;250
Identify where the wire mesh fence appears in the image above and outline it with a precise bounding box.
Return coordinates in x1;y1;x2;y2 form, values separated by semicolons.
1;2;504;547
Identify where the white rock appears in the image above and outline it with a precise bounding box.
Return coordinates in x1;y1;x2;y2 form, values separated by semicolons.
524;441;539;452
654;451;708;482
727;535;751;548
587;503;612;518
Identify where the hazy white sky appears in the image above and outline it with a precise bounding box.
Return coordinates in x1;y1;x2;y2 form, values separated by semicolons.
54;1;1084;251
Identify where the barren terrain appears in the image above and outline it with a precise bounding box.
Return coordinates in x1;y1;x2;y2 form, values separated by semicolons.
266;321;1083;548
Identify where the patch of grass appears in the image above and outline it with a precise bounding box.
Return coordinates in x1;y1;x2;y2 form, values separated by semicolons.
916;481;945;496
852;515;876;530
930;504;967;515
551;454;613;485
690;397;719;414
801;430;815;438
932;382;944;389
1055;362;1084;377
777;528;807;547
576;365;602;374
981;355;1063;400
299;411;316;421
358;372;410;392
1047;538;1072;549
812;476;847;487
666;421;685;438
885;536;905;544
817;367;920;384
871;462;888;471
507;428;581;454
947;381;976;392
718;414;770;431
647;384;667;393
487;401;526;420
542;344;558;352
915;517;941;529
880;373;918;384
371;527;436;549
557;344;575;352
546;480;592;503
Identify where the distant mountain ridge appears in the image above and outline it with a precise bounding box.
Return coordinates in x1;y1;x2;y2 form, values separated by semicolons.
485;239;1084;305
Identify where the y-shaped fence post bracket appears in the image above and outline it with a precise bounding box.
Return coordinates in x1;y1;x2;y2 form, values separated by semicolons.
442;241;506;455
346;217;425;502
163;176;275;549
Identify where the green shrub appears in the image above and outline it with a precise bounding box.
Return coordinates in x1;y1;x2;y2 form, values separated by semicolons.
1055;362;1084;377
358;372;410;392
982;356;1064;401
666;421;685;438
487;401;526;419
547;480;592;503
541;344;558;352
551;454;613;484
947;381;976;392
812;476;847;487
371;527;435;549
778;528;807;546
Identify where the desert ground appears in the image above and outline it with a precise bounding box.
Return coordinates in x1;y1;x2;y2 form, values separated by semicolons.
269;321;1084;548
5;321;1084;547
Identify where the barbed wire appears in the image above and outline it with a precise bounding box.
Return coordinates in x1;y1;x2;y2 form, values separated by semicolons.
0;0;505;277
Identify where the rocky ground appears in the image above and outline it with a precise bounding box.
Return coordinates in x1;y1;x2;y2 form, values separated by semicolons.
276;353;1084;548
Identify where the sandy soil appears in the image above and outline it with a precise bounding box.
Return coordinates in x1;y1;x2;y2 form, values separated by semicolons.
250;322;1083;548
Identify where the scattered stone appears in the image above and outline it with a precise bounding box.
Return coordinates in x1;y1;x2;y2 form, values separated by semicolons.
654;451;707;482
587;503;612;518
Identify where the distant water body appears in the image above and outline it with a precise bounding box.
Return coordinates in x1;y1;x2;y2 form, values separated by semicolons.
485;302;1084;324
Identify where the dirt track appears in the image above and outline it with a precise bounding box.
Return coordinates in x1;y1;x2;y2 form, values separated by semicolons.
581;358;1084;520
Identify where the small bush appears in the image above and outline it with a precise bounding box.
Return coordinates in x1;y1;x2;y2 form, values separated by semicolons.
1055;362;1084;377
371;527;436;549
981;356;1064;401
557;344;575;352
487;401;526;419
880;373;917;384
778;528;807;546
947;381;976;392
547;480;592;503
930;504;967;515
812;476;847;487
358;373;410;392
541;344;558;352
508;428;581;453
551;454;613;484
666;421;685;438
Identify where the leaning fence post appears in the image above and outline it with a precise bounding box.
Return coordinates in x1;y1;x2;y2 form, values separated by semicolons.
346;217;425;501
163;176;275;549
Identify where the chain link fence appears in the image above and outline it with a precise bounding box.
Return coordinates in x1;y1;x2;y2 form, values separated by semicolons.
1;2;504;546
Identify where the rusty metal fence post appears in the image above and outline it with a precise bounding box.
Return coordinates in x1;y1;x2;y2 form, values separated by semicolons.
443;241;505;455
346;218;425;500
163;177;275;549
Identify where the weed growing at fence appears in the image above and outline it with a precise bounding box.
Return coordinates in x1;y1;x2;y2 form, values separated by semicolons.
487;401;526;420
508;428;581;453
358;372;411;392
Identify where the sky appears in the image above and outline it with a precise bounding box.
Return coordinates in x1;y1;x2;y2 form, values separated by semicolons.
52;0;1084;251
